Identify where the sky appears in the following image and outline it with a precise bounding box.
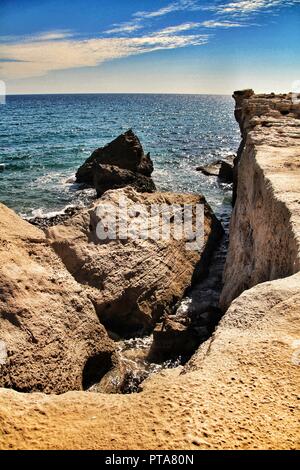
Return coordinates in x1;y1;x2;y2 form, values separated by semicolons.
0;0;299;94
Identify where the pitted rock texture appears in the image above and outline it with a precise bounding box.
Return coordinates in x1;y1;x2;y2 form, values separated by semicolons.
46;187;223;336
0;203;114;394
0;272;299;450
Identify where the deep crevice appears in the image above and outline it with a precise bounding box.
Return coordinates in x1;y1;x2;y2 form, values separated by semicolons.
82;352;113;390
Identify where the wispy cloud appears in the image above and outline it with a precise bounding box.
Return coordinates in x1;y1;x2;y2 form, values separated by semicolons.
133;0;200;19
32;31;74;41
211;0;300;15
103;23;142;35
201;20;243;28
0;28;208;80
103;0;201;36
0;30;74;43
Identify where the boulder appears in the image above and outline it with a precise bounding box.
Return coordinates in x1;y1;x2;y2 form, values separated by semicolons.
0;203;114;394
149;307;222;363
76;130;155;194
196;161;221;177
46;187;223;337
196;155;235;183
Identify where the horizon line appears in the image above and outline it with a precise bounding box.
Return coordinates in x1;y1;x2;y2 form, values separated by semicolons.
5;91;234;97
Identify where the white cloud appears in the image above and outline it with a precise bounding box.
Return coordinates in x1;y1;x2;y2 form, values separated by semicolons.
0;29;208;80
32;31;74;41
103;23;142;35
213;0;300;15
201;20;243;28
0;30;74;43
133;0;199;19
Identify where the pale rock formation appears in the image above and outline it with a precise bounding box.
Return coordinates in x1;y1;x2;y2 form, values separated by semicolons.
221;90;300;309
46;187;223;336
0;203;114;394
0;272;299;450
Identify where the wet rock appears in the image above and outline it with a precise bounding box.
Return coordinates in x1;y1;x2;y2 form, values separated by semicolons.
149;318;199;362
196;161;221;177
218;160;234;183
29;206;81;229
196;155;235;183
93;163;156;197
76;130;155;194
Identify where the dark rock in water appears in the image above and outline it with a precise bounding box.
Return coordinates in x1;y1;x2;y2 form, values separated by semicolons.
149;318;199;362
0;164;5;172
196;161;221;177
29;206;81;230
93;164;156;197
76;130;155;195
219;160;234;183
196;155;235;184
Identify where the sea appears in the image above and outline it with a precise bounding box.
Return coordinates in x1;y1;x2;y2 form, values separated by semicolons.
0;94;240;219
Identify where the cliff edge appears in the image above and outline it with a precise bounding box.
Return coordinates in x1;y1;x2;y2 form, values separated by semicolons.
221;89;300;309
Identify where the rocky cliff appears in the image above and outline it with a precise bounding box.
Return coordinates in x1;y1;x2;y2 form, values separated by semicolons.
221;90;300;309
0;91;299;449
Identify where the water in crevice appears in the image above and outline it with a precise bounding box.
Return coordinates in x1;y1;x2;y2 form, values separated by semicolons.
88;335;182;394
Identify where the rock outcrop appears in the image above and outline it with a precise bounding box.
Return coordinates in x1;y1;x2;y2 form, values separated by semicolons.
196;155;235;183
0;91;299;450
76;130;156;196
0;272;299;450
93;163;156;196
221;90;300;309
0;203;114;394
46;187;223;337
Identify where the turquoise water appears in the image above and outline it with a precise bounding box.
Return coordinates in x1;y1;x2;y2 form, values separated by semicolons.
0;94;240;218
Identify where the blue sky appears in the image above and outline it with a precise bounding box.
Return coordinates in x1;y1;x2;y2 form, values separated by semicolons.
0;0;299;94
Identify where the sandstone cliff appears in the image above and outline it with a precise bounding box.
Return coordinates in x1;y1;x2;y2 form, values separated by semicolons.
221;90;300;309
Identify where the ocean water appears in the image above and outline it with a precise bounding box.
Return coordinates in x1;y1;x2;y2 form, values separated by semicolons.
0;94;240;218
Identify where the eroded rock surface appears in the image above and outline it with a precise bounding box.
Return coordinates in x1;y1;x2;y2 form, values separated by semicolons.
221;90;300;309
46;187;223;336
0;203;114;394
0;91;299;450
